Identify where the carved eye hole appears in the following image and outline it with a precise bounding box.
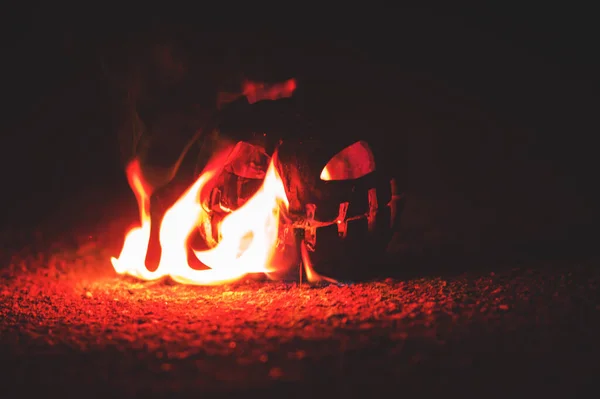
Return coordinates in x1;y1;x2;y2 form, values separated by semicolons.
224;141;271;179
320;140;376;181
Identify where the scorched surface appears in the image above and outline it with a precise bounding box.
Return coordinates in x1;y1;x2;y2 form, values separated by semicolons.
1;231;598;398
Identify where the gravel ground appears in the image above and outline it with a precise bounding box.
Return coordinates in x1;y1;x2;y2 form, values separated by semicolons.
1;225;599;399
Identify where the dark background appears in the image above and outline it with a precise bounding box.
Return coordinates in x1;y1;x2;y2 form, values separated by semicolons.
1;6;598;263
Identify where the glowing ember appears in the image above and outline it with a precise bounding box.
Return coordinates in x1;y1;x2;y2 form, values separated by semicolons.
111;147;291;285
320;166;332;181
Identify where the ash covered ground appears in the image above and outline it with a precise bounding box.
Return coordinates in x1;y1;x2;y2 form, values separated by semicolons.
1;208;599;399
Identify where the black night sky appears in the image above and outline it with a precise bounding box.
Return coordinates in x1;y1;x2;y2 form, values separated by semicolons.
1;6;598;257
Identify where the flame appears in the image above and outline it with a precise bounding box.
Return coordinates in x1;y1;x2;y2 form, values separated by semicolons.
111;147;290;285
300;240;338;284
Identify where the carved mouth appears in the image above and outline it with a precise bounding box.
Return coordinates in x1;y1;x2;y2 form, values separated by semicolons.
208;177;403;252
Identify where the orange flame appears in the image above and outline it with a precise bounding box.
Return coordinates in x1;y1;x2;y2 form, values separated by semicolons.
300;240;339;284
111;147;290;285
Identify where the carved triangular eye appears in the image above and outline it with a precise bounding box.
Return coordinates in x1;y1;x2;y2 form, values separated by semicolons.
320;141;376;181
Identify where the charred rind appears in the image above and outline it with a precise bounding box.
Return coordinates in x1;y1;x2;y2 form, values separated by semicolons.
216;96;307;145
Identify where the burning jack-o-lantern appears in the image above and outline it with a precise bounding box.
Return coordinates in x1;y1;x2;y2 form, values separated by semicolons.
112;80;405;285
194;96;405;281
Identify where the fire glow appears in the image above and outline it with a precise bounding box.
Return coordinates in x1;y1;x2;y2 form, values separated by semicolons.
111;78;350;286
111;146;334;286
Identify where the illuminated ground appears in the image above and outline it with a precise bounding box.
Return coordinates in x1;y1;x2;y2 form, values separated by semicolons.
1;224;599;398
